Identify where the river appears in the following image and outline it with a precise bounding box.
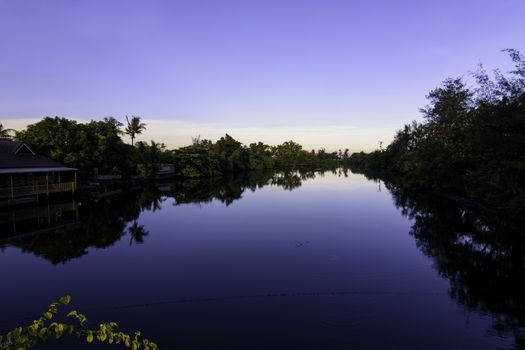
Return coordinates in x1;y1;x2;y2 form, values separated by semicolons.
0;169;522;349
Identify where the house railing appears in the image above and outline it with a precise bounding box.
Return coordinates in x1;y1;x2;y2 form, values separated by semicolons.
0;201;77;224
0;182;76;199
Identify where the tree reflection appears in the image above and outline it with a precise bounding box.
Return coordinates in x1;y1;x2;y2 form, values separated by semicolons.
128;220;149;245
0;170;315;265
382;179;525;349
271;172;303;191
167;170;316;204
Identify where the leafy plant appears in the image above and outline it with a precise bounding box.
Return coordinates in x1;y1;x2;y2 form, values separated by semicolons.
0;296;158;350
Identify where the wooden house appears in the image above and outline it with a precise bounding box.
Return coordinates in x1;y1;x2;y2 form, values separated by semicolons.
0;140;77;203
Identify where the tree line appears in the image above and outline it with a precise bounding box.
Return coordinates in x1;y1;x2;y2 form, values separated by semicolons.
4;116;349;179
347;49;525;216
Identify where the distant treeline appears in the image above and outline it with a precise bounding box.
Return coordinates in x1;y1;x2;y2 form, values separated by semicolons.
11;117;349;179
348;49;525;215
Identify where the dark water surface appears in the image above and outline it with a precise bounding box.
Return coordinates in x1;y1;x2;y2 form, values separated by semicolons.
0;170;522;349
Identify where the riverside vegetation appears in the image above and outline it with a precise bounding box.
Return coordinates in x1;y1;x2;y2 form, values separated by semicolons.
4;116;346;180
347;49;525;217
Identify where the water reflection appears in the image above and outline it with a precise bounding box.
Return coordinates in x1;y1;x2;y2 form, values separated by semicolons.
379;176;525;348
0;170;329;264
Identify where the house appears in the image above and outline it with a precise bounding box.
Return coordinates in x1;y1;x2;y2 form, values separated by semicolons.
0;140;77;203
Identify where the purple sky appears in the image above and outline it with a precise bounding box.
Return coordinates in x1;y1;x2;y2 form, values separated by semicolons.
1;0;524;150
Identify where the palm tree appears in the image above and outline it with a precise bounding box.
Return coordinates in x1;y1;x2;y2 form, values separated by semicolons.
128;220;149;245
104;117;124;135
0;122;15;139
125;115;146;146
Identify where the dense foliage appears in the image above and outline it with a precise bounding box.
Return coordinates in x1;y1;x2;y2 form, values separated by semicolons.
12;117;345;179
347;50;525;215
172;135;345;177
16;117;137;178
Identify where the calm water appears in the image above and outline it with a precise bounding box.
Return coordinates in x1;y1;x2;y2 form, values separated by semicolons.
0;170;523;349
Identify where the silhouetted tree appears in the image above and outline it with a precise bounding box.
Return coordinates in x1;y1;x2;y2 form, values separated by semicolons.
0;122;15;138
347;50;525;216
125;115;146;146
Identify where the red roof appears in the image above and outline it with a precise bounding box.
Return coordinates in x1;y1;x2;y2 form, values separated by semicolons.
0;140;66;169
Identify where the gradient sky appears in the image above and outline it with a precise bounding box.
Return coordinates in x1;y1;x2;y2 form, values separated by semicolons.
1;0;524;151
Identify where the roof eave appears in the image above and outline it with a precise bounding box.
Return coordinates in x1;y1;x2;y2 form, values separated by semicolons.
0;167;78;174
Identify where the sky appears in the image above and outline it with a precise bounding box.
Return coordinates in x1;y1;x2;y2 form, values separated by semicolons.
1;0;524;151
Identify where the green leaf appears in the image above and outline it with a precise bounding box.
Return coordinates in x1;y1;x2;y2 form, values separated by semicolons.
28;324;38;336
43;312;53;320
59;295;71;305
86;333;94;343
98;332;107;342
49;306;58;314
38;328;48;340
79;314;88;325
67;310;78;317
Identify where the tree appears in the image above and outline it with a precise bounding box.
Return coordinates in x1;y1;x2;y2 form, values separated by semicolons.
272;141;310;168
347;49;525;215
135;140;169;179
16;117;130;177
125;115;146;146
246;142;274;170
212;134;246;173
0;122;15;138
